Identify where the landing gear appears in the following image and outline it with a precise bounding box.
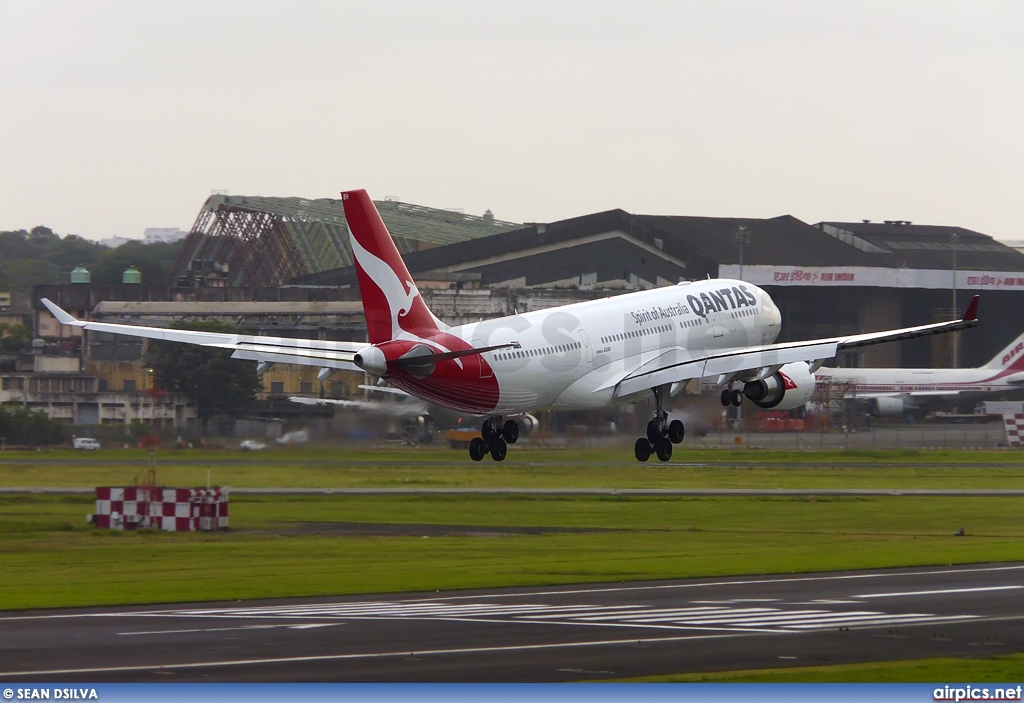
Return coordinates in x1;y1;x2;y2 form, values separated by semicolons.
468;416;519;462
634;437;652;462
469;437;487;462
636;386;683;462
489;437;507;461
502;419;519;444
720;388;743;407
655;438;673;462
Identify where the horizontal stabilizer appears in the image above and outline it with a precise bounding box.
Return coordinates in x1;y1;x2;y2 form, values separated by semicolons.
396;341;519;372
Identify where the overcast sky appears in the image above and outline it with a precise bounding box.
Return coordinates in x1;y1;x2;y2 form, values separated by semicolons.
1;1;1021;241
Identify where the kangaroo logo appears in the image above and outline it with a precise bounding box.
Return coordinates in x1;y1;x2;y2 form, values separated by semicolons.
349;227;460;365
349;228;421;340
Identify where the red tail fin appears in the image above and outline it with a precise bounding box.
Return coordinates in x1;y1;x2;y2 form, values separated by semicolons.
986;331;1024;370
342;190;443;345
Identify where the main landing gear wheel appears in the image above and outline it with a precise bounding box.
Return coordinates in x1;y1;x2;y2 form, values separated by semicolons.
502;419;519;444
469;437;487;462
655;438;673;462
721;388;743;406
634;438;652;462
636;386;680;462
489;437;507;461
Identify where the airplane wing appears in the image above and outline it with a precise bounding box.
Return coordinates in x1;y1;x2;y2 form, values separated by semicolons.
613;295;980;398
289;396;429;417
41;298;363;372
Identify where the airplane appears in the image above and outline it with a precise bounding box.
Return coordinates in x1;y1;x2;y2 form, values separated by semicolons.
40;189;980;463
814;330;1024;417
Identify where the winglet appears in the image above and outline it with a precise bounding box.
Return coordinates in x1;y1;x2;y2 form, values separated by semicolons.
40;298;84;327
963;295;980;322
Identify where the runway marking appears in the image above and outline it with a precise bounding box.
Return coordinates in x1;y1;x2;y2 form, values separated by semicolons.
117;623;341;636
221;563;1017;606
516;606;979;632
691;599;781;604
120;600;981;634
0;631;748;679
853;586;1024;599
2;563;1020;623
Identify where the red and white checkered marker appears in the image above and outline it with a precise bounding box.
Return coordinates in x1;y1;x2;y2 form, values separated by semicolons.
1003;414;1024;447
91;486;228;531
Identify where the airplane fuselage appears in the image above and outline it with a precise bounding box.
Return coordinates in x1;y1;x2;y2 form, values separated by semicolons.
383;279;782;415
816;367;1024;396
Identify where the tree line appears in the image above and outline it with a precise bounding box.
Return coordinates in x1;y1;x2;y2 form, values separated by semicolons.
0;405;65;447
0;226;185;290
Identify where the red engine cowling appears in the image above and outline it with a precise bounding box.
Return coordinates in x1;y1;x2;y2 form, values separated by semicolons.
742;361;816;410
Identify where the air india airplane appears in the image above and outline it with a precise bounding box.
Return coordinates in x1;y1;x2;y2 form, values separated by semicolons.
815;331;1024;417
41;189;979;462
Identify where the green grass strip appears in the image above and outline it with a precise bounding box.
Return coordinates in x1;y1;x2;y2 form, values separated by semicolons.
618;654;1024;682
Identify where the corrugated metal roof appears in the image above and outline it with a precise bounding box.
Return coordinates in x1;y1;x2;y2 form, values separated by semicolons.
818;221;1024;270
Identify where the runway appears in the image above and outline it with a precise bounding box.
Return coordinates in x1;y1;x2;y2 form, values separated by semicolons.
1;563;1023;682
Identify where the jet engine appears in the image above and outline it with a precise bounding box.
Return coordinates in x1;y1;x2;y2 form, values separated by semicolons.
871;397;905;416
742;361;816;410
517;413;540;435
354;341;437;378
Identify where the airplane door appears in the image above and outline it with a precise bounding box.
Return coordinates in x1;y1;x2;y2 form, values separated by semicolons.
471;337;494;378
578;329;593;363
710;310;726;338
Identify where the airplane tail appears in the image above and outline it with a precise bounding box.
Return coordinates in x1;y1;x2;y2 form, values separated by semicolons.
983;331;1024;370
341;189;445;345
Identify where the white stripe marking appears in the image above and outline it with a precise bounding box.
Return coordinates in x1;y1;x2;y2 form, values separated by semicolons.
117;623;341;636
3;564;1022;623
853;585;1023;599
785;614;979;630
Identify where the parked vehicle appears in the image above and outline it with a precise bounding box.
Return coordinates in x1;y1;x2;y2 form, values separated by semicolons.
73;437;101;450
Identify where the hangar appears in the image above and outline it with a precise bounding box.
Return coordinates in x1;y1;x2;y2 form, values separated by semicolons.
293;210;1024;370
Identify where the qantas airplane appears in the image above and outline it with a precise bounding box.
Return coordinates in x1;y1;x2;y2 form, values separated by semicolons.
815;331;1024;417
40;189;980;463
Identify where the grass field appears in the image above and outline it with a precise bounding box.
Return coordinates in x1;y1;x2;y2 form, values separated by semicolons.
2;490;1023;610
620;654;1024;682
2;445;1024;490
3;445;1023;682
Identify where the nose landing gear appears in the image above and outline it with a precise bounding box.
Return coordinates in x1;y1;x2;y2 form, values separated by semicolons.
635;386;684;462
469;416;519;461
